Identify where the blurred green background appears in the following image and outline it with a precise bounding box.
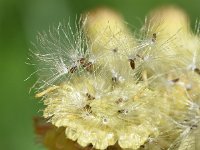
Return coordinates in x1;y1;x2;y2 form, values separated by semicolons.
0;0;199;149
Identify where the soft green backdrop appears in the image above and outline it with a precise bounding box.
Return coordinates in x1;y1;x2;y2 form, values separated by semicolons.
0;0;199;150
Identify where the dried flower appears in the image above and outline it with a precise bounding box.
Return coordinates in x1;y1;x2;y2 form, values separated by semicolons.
32;6;200;150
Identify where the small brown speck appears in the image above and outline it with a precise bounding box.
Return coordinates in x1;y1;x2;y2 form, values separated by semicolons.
190;124;198;130
83;62;93;72
171;78;179;83
152;33;157;43
102;118;108;124
118;109;128;114
83;104;92;113
70;66;77;73
115;98;123;104
140;145;145;149
112;48;118;53
112;77;117;82
194;68;200;75
86;93;95;100
129;59;135;70
78;58;86;64
118;109;123;113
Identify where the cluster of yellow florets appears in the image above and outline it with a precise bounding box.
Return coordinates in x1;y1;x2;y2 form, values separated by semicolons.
33;6;200;150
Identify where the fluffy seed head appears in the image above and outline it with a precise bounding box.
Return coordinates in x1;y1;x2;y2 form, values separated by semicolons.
32;6;200;150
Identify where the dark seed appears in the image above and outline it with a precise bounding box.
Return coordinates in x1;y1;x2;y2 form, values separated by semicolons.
86;93;95;100
69;66;77;73
129;59;135;70
190;124;198;130
152;33;157;42
118;109;124;113
83;104;92;113
140;145;145;148
118;109;128;114
78;58;86;64
171;78;179;83
112;77;117;82
115;98;123;104
113;48;118;53
83;62;93;72
194;68;200;75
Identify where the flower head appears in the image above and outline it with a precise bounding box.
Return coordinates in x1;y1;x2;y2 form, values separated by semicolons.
32;6;200;150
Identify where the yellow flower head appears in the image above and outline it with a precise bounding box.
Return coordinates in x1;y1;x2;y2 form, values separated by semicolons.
32;6;200;150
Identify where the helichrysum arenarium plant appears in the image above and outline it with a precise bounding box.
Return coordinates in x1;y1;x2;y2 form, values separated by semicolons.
31;6;200;150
